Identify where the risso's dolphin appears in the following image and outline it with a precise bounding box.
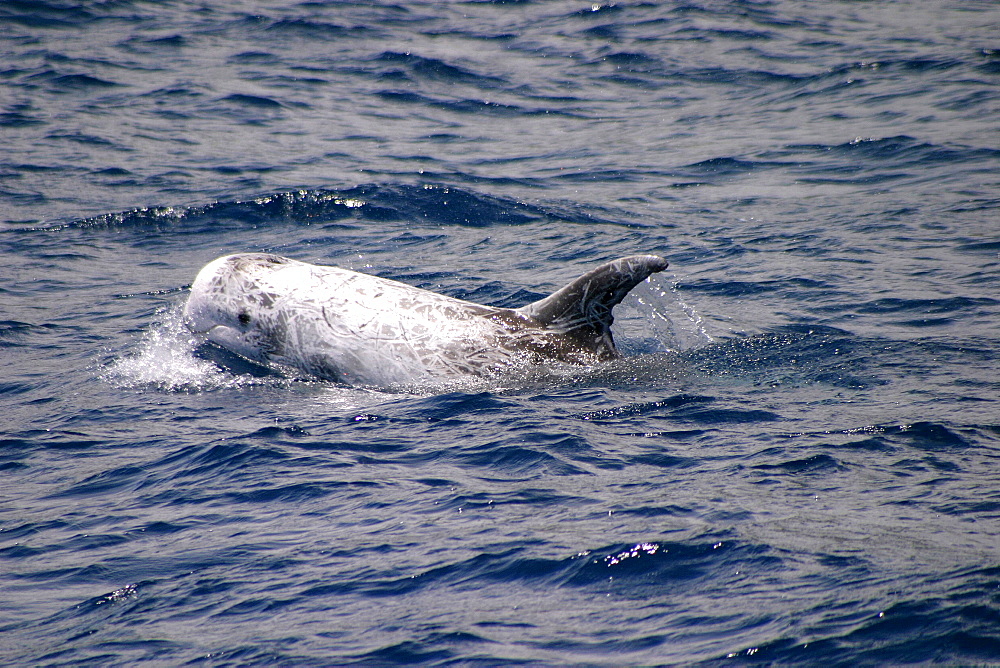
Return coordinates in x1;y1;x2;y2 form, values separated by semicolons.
183;253;668;386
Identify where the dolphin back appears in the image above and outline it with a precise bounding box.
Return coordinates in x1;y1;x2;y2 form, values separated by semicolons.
515;255;669;357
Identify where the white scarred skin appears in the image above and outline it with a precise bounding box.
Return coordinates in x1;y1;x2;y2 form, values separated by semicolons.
183;253;668;387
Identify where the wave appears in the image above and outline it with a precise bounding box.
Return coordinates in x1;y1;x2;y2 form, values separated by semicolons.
19;184;599;233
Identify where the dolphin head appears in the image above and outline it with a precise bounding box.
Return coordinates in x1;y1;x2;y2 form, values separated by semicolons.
183;254;288;362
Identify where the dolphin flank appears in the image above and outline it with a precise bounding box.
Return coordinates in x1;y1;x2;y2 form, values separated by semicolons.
183;253;668;386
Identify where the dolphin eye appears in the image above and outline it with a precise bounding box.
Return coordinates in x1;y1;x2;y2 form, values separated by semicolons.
238;311;251;325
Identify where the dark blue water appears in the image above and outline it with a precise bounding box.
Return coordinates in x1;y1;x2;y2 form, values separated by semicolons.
3;1;999;664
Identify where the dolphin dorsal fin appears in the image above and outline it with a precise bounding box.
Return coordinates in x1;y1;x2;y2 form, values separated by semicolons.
515;255;668;357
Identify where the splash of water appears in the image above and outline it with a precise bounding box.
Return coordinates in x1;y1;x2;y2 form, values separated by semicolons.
617;274;714;353
101;305;272;392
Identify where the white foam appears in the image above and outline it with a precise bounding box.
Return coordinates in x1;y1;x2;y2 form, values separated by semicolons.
102;304;272;392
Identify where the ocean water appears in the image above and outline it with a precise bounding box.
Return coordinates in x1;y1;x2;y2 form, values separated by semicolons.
2;0;999;664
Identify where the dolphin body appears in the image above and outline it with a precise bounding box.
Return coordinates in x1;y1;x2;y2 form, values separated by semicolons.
183;253;668;387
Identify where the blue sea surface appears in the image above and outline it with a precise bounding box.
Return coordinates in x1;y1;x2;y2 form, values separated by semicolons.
2;1;1000;665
